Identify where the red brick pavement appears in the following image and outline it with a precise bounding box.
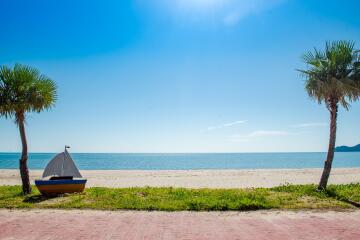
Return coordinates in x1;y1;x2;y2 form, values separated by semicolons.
0;209;359;240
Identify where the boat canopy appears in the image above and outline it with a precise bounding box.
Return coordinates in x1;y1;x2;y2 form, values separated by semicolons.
42;149;82;178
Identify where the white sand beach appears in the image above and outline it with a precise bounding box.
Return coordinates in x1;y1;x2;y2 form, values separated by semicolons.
0;168;359;188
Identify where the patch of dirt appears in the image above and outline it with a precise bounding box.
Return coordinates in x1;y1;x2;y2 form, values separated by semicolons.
37;196;72;206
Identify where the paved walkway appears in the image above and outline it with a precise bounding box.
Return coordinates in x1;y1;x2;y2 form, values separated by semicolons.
1;209;360;240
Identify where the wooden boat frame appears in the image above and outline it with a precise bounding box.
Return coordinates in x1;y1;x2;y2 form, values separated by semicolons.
35;178;87;195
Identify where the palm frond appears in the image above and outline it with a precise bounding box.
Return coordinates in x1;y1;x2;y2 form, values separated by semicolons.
0;63;57;123
298;40;360;108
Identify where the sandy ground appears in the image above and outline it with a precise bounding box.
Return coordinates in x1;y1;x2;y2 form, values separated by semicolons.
0;168;359;188
1;209;360;240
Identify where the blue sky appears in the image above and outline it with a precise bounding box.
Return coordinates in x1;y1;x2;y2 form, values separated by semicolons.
0;0;359;153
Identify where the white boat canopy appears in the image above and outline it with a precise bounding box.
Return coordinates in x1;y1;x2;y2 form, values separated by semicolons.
42;149;82;178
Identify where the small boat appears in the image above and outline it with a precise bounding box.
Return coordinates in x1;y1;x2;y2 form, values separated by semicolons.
35;146;87;195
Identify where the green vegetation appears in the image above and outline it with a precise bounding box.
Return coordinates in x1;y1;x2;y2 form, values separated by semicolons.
298;40;360;189
0;184;359;211
0;64;57;195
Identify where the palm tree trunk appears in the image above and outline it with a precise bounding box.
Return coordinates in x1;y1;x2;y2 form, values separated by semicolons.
318;100;338;190
17;114;31;195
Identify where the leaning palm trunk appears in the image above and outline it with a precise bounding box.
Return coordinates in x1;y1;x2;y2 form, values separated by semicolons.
299;41;360;189
0;64;57;195
318;100;338;190
18;115;31;194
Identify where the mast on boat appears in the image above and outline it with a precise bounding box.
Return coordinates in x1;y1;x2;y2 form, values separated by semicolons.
42;145;82;178
61;145;70;176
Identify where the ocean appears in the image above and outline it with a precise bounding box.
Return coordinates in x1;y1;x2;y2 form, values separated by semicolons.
0;152;359;170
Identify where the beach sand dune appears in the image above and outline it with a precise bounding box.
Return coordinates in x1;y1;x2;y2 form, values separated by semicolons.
0;168;359;188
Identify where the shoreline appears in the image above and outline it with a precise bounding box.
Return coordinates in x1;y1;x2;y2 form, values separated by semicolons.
1;168;360;188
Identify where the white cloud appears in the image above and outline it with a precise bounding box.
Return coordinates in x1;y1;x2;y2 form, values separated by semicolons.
207;120;247;131
291;122;328;128
222;0;285;26
248;130;290;137
223;12;243;26
141;0;285;26
230;130;290;141
177;0;231;10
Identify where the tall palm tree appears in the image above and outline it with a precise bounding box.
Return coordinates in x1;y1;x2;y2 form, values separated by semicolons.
0;64;57;194
299;41;359;190
354;50;360;91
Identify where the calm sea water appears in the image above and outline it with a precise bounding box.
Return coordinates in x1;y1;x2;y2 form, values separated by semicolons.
0;152;359;170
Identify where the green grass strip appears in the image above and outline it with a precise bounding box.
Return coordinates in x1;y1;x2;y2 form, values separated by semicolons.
0;184;359;211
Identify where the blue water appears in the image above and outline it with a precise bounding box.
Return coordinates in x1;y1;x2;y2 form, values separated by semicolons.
0;152;359;170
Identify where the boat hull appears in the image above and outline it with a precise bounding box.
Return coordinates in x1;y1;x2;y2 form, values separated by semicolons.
35;179;87;195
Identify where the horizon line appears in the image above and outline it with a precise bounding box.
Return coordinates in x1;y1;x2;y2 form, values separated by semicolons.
0;151;333;154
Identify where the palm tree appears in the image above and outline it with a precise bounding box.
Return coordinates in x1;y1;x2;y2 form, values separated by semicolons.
299;41;360;190
0;64;57;194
